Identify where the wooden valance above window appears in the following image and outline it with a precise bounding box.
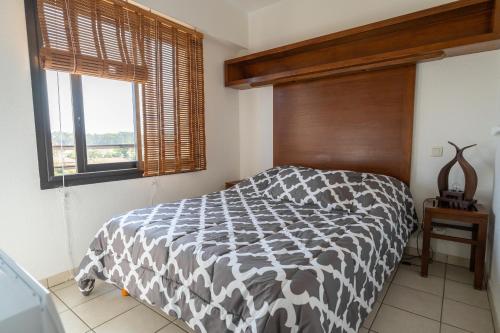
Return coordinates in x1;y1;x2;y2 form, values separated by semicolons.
36;0;206;176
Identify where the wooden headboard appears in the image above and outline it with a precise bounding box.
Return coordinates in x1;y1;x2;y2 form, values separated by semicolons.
273;65;416;184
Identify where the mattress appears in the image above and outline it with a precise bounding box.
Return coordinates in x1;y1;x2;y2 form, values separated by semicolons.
75;166;417;333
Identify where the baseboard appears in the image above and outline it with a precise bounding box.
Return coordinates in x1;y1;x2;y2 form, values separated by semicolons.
38;268;76;289
488;280;500;333
405;246;469;267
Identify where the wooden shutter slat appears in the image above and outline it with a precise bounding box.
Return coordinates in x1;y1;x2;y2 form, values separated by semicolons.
141;16;161;176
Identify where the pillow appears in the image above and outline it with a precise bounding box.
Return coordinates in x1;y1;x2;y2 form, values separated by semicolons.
230;165;292;198
263;166;363;212
353;173;417;223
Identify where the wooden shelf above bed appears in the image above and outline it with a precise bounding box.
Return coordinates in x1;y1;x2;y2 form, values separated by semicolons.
225;0;500;89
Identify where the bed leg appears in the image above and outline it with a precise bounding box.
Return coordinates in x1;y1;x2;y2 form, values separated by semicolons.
121;288;129;297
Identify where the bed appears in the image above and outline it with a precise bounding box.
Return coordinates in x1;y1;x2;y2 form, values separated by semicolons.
76;165;417;333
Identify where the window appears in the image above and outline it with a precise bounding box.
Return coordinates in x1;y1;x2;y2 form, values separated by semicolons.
81;76;137;168
25;0;206;189
46;71;77;176
47;71;139;177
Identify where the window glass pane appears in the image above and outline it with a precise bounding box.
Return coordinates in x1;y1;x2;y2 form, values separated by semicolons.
81;76;137;164
46;70;77;176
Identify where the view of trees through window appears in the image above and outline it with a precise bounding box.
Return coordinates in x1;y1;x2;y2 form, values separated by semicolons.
46;70;138;176
85;132;136;165
51;132;136;174
81;75;137;166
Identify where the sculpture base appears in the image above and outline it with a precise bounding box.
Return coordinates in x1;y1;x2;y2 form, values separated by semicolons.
436;192;477;211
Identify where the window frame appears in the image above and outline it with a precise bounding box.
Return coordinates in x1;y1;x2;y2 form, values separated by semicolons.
25;0;142;190
71;75;139;173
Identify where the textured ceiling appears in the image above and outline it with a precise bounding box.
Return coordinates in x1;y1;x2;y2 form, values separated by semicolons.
225;0;282;13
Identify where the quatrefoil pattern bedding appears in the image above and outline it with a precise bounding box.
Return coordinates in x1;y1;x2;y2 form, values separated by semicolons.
263;167;363;212
76;166;417;333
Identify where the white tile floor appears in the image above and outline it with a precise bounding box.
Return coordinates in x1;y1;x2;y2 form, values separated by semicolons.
50;279;193;333
49;258;495;333
363;258;495;333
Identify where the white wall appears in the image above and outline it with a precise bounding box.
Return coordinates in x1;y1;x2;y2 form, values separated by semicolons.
239;87;273;177
491;143;500;330
0;0;241;279
248;0;454;51
138;0;248;48
239;0;500;260
410;53;500;257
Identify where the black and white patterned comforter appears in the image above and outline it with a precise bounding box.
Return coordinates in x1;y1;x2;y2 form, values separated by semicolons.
76;166;417;333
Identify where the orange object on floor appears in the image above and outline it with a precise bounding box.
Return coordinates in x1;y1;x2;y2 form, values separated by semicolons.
121;288;129;297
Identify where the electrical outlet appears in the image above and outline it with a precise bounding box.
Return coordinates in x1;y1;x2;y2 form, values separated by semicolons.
431;146;443;157
492;126;500;136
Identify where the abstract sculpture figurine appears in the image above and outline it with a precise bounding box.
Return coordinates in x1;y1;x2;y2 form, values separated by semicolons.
436;141;478;210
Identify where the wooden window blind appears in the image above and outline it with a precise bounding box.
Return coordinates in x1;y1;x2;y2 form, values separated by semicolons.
37;0;148;81
36;0;206;176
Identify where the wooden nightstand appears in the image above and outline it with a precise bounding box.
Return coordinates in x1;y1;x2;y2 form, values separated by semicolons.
421;200;489;290
225;180;242;189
